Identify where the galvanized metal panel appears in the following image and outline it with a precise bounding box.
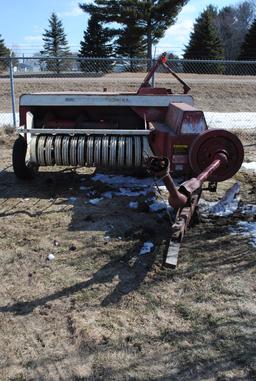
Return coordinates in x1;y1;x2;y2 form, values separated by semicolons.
20;94;194;107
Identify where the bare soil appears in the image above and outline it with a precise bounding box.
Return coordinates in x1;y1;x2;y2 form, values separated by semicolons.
0;127;256;381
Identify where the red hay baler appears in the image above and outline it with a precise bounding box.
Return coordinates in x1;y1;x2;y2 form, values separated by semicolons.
12;53;244;266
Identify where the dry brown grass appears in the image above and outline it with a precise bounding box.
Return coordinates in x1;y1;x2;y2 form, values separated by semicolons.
0;128;256;380
1;73;256;113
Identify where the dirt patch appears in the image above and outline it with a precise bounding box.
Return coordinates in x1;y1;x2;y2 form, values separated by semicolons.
0;128;256;380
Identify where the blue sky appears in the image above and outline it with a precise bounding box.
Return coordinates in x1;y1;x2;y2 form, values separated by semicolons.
1;0;239;57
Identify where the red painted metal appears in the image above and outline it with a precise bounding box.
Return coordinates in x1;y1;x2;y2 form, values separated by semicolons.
138;52;191;94
163;175;188;209
161;60;191;94
165;103;207;135
153;140;240;210
189;129;244;182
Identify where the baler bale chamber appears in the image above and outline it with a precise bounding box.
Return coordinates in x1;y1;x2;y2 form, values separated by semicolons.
12;54;244;266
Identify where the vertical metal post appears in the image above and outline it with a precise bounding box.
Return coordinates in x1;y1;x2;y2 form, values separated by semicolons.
9;54;16;127
151;46;157;87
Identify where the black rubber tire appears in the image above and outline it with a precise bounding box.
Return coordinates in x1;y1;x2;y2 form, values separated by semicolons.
12;136;37;180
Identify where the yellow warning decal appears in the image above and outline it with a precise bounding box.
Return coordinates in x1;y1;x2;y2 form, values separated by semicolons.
173;144;188;154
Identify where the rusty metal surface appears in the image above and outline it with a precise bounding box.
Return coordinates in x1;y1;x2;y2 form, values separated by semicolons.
165;102;207;135
165;192;201;267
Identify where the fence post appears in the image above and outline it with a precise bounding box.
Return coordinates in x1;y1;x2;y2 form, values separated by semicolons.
9;55;16;127
151;58;155;87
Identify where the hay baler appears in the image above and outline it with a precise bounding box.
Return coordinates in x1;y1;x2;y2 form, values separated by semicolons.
13;54;244;266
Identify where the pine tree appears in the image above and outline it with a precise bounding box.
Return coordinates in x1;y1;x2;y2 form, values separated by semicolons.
79;13;113;72
0;34;10;71
79;0;189;61
115;23;146;59
115;15;147;71
214;1;255;60
239;18;256;59
40;13;71;73
238;18;256;74
184;6;224;73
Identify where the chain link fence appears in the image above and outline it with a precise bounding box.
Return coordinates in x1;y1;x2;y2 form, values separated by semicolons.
0;56;255;143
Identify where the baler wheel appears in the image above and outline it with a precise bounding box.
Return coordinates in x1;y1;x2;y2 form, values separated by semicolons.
12;136;38;180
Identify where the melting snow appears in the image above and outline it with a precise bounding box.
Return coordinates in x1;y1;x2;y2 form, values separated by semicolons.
89;197;103;205
102;191;113;199
231;221;256;248
241;204;256;215
0;112;19;126
92;173;153;188
199;182;240;217
129;201;138;209
115;188;148;197
149;199;168;212
139;242;154;255
204;112;256;130
242;162;256;172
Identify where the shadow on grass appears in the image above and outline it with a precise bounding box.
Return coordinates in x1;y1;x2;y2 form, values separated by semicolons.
0;247;157;315
7;306;255;381
178;220;256;278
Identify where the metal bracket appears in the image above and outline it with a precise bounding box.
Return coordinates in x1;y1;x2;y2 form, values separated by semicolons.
164;192;201;268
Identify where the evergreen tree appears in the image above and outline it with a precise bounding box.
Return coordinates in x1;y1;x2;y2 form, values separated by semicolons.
40;12;71;73
238;18;256;59
238;18;256;74
184;6;224;73
0;34;10;71
79;0;189;61
79;13;113;72
214;1;255;60
115;21;146;59
115;14;147;71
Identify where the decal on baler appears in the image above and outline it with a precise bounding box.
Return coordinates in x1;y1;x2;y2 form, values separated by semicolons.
173;144;188;154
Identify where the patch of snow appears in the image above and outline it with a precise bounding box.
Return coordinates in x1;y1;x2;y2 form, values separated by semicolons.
92;173;153;188
231;221;256;247
89;197;103;205
0;113;19;127
139;241;154;255
149;200;168;212
242;162;256;172
102;191;113;199
205;112;256;130
199;182;240;217
115;187;148;197
129;201;138;209
241;204;256;215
